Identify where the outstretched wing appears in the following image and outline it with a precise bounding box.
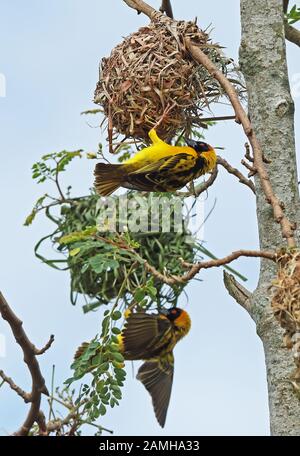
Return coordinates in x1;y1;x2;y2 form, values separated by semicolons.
121;312;172;360
124;153;196;192
137;354;174;427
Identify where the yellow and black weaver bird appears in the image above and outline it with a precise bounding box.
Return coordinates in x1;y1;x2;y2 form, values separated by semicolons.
119;307;191;427
75;307;191;427
94;128;217;196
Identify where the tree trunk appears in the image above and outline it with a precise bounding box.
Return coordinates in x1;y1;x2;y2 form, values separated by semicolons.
239;0;300;436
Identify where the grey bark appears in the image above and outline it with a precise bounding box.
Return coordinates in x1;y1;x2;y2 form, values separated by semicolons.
239;0;300;435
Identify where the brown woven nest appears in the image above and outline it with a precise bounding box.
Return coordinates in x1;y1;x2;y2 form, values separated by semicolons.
271;250;300;380
94;17;242;144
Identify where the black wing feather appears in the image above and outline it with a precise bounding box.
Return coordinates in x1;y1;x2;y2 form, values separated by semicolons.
137;355;174;427
122;313;171;360
124;153;196;192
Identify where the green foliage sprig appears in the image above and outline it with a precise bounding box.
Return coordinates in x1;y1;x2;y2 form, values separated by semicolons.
65;307;126;421
286;4;300;24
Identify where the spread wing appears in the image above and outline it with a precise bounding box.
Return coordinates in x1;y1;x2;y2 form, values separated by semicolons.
121;312;172;360
124;153;196;192
137;354;174;427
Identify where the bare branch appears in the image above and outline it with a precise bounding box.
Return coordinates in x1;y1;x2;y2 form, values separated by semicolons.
178;166;218;197
95;235;275;285
0;292;50;436
185;38;297;247
197;115;237;122
223;271;253;318
144;249;276;285
241;158;257;177
46;408;80;434
34;334;55;355
122;0;162;20
217;156;256;193
283;0;299;46
285;23;300;47
0;370;30;402
160;0;173;19
54;159;66;201
43;397;113;435
36;411;48;436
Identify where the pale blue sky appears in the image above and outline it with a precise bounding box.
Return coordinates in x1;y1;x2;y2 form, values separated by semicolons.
0;0;299;436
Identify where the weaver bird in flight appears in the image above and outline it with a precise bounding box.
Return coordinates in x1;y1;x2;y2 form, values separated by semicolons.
94;129;217;196
75;307;191;427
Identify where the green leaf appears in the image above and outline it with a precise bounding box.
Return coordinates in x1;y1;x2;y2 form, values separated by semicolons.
24;194;48;226
287;4;300;24
112;352;124;363
110;335;120;344
59;226;97;245
108;343;119;352
111;310;122;321
88;255;119;274
96;381;105;393
134;288;145;302
98;361;109;372
82;301;102;313
70;247;81;257
101;316;110;338
81;109;102;115
112;388;122;400
99;403;107;416
91;354;102;366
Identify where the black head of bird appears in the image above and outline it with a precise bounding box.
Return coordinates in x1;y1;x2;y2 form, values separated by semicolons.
185;138;213;154
161;307;183;321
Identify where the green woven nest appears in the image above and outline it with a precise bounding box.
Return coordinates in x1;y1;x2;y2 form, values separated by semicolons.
41;192;198;312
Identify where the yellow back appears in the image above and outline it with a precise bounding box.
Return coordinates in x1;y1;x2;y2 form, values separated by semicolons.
124;129;197;169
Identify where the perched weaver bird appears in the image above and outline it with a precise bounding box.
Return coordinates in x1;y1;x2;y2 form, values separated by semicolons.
75;307;191;427
94;128;217;196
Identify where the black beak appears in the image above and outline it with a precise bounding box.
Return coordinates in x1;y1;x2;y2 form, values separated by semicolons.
185;138;198;149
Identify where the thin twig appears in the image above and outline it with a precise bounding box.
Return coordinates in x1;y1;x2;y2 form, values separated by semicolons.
43;396;114;435
122;0;161;20
95;235;275;285
0;292;50;436
244;142;254;162
54;159;66;201
223;271;253;318
283;0;289;14
48;366;56;421
160;0;173;19
192;115;237;123
283;0;300;47
217;156;256;193
241;158;257;177
34;334;55;355
285;22;300;47
178;166;218;197
144;249;276;285
36;411;48;436
0;370;30;402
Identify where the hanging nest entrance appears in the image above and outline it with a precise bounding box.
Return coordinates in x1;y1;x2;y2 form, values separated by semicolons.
94;17;242;144
271;250;300;382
